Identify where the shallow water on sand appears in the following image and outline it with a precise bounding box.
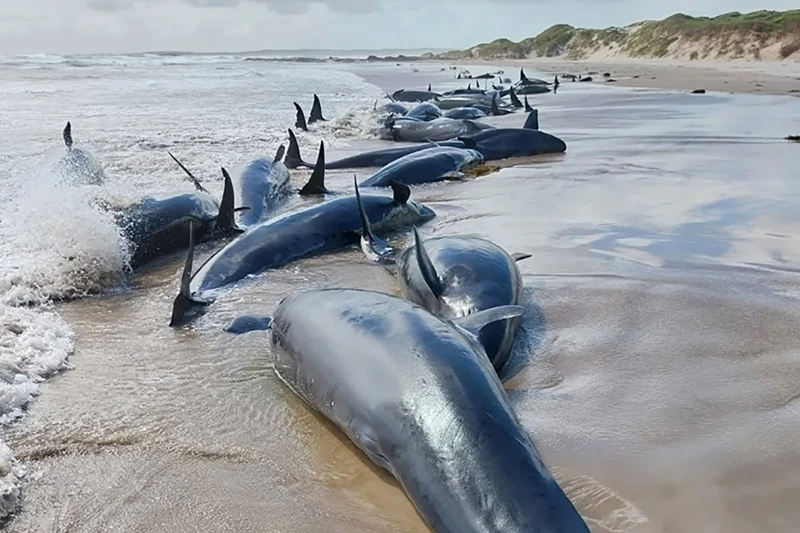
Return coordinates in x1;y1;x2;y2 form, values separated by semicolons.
2;58;800;532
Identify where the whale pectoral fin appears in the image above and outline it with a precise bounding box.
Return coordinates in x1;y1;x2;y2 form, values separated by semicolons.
225;315;273;335
413;227;444;298
167;151;210;194
299;141;329;196
294;103;308;132
273;144;286;164
63;122;73;148
169;222;212;327
452;305;526;338
354;177;395;263
511;252;532;262
389;180;410;204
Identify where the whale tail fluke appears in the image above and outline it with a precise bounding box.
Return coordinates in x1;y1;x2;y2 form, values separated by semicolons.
299;141;329;196
285;129;311;169
294;102;308;132
169;222;212;328
523;110;539;131
524;96;533;113
309;94;326;124
354;177;395;263
167;151;210;194
63;122;73;149
509;87;523;108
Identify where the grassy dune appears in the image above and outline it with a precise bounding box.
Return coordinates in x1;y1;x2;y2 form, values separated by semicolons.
437;10;800;62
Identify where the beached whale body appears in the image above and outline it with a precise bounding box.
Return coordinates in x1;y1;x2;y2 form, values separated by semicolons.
405;102;442;122
169;180;435;326
359;146;484;188
391;89;441;103
235;145;291;228
444;107;487;120
355;191;531;371
285;129;465;170
385;117;494;143
226;289;590;533
457;110;567;160
55;122;107;185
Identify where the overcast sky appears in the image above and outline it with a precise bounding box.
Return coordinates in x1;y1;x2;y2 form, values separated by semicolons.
0;0;795;54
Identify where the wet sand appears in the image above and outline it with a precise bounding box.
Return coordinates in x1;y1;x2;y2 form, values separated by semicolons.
455;58;800;97
5;64;800;533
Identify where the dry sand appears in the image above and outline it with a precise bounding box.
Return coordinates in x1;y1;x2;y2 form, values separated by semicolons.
480;58;800;96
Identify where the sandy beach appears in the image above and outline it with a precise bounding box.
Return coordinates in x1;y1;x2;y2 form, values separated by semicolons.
465;58;800;97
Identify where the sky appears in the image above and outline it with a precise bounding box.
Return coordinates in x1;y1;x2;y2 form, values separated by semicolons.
0;0;796;55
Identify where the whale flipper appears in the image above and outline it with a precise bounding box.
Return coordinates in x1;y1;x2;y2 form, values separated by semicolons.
285;129;310;169
169;222;212;327
354;177;395;263
413;227;444;298
225;315;273;334
63;122;73;149
167;151;210;194
273;144;286;163
524;96;533;113
452;305;527;339
523;110;539;131
309;94;326;124
294;103;308;132
299;141;329;196
511;253;532;262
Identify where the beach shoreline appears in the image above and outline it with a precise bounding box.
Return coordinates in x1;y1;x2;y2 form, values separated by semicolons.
426;58;800;97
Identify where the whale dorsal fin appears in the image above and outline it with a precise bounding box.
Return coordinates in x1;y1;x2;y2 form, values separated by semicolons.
299;141;328;196
509;87;523;108
285;129;308;169
309;94;326;124
511;253;532;262
354;176;395;263
273;144;286;163
524;96;533;113
491;93;499;116
523;109;539;131
169;222;212;327
457;136;478;149
413;227;444;298
225;315;273;334
452;305;527;340
520;68;528;83
167;151;210;194
294;103;308;132
389;180;410;204
217;168;244;235
63;122;73;149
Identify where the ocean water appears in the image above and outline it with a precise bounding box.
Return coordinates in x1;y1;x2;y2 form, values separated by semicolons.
0;53;799;532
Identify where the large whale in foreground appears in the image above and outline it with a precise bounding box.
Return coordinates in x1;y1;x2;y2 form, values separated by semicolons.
356;191;531;371
459;110;568;160
358;146;484;188
225;288;590;533
55;122;107;185
169;179;435;326
285;129;464;170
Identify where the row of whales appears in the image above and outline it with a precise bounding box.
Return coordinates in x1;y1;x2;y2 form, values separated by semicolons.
214;179;591;532
167;76;586;530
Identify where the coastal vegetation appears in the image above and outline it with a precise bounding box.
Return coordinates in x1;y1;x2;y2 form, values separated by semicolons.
435;10;800;61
